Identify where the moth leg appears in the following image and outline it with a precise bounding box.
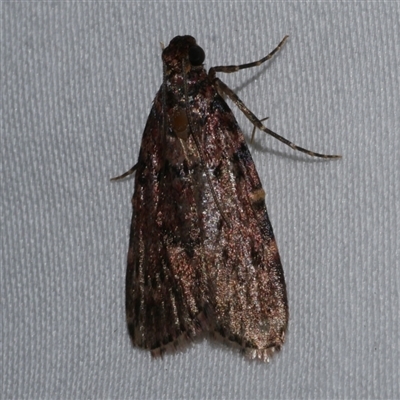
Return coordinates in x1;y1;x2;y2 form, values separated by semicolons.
110;163;138;181
251;117;269;143
209;36;289;78
214;77;341;158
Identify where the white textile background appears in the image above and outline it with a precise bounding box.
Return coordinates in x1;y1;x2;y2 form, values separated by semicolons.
1;3;399;399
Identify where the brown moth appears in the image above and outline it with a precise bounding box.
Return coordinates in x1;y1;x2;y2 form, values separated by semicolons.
112;35;340;361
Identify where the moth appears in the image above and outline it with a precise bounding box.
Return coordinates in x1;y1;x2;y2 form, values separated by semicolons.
112;35;340;361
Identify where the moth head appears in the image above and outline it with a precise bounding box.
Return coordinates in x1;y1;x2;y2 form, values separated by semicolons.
162;35;205;74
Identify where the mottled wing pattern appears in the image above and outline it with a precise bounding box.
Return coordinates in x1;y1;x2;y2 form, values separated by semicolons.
126;92;287;360
125;35;288;361
126;97;208;355
194;91;288;361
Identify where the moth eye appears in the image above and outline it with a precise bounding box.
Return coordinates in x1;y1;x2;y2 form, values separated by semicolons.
188;45;205;66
